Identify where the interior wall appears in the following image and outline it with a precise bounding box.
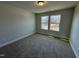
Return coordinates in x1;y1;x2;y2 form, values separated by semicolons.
35;8;74;38
0;4;35;47
70;3;79;57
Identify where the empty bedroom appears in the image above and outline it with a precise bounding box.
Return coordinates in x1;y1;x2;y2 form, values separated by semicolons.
0;1;79;58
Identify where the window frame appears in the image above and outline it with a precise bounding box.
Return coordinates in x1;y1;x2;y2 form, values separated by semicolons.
40;16;49;30
40;14;61;32
49;14;61;32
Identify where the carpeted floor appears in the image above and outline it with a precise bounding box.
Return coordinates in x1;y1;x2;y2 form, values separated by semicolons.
0;34;75;58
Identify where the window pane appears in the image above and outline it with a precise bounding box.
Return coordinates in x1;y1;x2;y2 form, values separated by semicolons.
50;15;61;31
41;16;49;30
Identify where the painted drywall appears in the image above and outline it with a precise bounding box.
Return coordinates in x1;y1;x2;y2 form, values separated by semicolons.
70;4;79;57
4;1;78;13
35;8;74;38
0;5;35;47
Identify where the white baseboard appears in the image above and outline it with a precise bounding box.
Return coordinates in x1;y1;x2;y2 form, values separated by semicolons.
0;32;35;48
70;41;79;58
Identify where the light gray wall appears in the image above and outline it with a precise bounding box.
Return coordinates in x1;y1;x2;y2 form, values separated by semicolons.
36;8;74;38
0;5;35;47
70;4;79;57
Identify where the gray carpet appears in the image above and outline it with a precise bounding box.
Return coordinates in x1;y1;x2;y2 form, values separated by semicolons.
0;34;75;58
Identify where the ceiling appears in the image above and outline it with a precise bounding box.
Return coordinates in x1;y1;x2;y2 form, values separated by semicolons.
0;1;78;13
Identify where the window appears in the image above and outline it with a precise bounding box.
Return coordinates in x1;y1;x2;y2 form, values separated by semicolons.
41;15;61;31
41;16;49;30
50;15;61;31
